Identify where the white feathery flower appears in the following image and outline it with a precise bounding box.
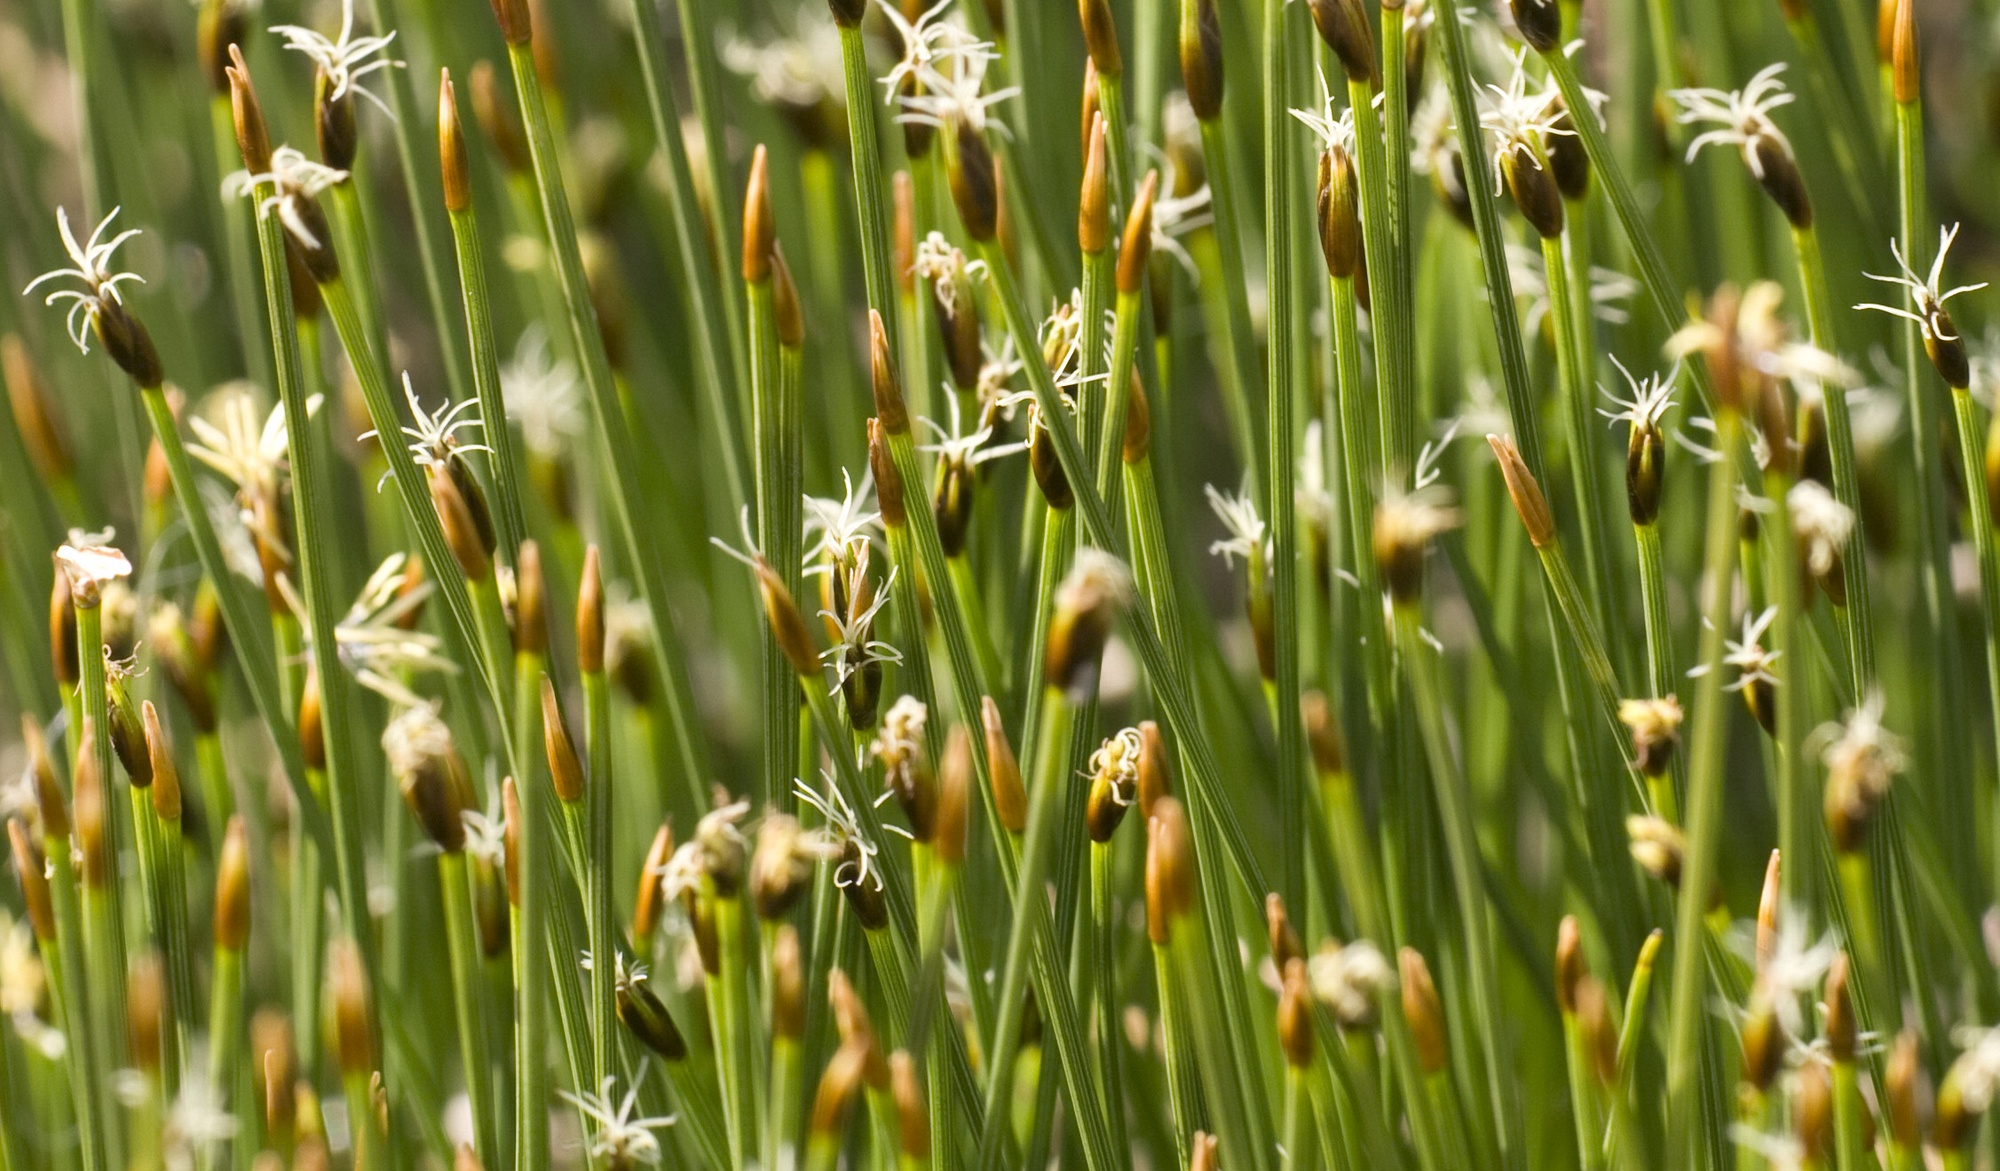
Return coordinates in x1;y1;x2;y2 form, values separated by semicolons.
1204;483;1269;569
380;701;453;783
892;35;1017;135
876;0;991;100
1476;50;1570;194
162;1074;238;1171
804;468;882;572
360;372;491;470
502;324;584;457
224;146;348;252
1856;223;1987;345
1670;62;1795;179
1290;67;1357;156
911;232;987;316
1504;243;1638;337
1753;902;1837;1040
270;0;403;117
23;207;146;355
1308;939;1394;1028
1810;690;1905;807
722;7;844;109
1787;479;1853;579
819;556;903;693
1950;1025;2000;1113
919;394;1026;471
56;540;133;592
186;387;311;506
1087;727;1143;806
1598;356;1679;432
974;335;1026;424
330;553;455;707
794;773;882;892
559;1072;675;1168
1696;606;1780;693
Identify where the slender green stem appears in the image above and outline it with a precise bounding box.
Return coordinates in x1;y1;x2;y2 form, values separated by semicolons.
1196;117;1266;498
1542;232;1613;635
440;852;497;1169
447;201;529;560
839;25;900;336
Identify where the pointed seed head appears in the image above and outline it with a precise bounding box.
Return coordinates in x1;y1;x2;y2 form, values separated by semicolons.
1555;915;1583;1014
743;145;775;284
891;1051;930;1159
936;724;972;866
8;820;52;941
1892;0;1918;105
870;311;911;435
143;701;182;821
540;676;584;804
228;45;273;177
1080;0;1123;77
1488;433;1556;547
1309;0;1379;86
1080;113;1110;255
950;122;1000;242
616;972;688;1061
773;924;806;1039
215;815;250;951
440;70;472;213
772;245;804;349
576;544;603;673
983;696;1027;833
490;0;531;46
1278;956;1315;1067
1317;148;1362;280
330;938;374;1076
1118;170;1160;295
1180;0;1225;122
470;62;530;175
1400;947;1448;1072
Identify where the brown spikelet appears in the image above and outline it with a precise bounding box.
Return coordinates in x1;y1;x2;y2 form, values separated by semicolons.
506;539;543;657
1317;147;1362;280
1080;114;1110;254
983;696;1028;833
72;735;107;888
1400;947;1448;1073
470;62;530;175
633;823;673;941
23;717;65;839
227;45;273;176
890;1051;930;1159
4;336;72;481
490;0;531;46
540;675;585;804
575;544;603;673
867;418;908;529
1278;956;1314;1067
773;924;806;1039
1823;952;1856;1062
1755;849;1780;974
1555;914;1583;1014
129;951;165;1074
1891;0;1917;105
1301;690;1345;777
936;725;972;866
9;820;53;941
299;667;326;771
811;1042;869;1136
828;0;867;28
1266;893;1303;969
743;145;775;284
615;972;688;1061
501;778;523;906
1122;372;1151;463
995;152;1018;271
1181;0;1224;121
772;245;804;350
215;815;251;951
48;566;77;687
1118;170;1160;295
870;311;911;436
829;970;890;1088
1885;1029;1921;1145
1309;0;1378;86
143;702;182;822
1079;0;1122;77
1136;720;1172;816
1488;434;1556;547
1146;797;1196;938
330;938;374;1076
1793;1061;1833;1163
440;70;472;213
196;0;247;96
1575;976;1618;1085
430;468;491;582
755;559;822;677
950;121;1000;242
1739;993;1781;1090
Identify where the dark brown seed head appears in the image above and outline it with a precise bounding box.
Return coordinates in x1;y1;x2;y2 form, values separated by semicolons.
514;539;547;657
48;566;77;687
870;311;911;436
4;336;71;482
868;418;908;529
93;297;164;388
576;544;602;673
827;0;867;28
1400;947;1448;1073
1555;915;1583;1014
1547;103;1590;201
1309;0;1378;86
1118;170;1160;295
1180;0;1224;122
9;820;53;942
473;855;508;957
227;45;273;177
616;971;688;1061
196;0;247;95
1317;147;1362;280
1627;416;1666;525
490;0;531;46
1927;308;1971;390
1750;140;1813;229
1085;762;1130;843
107;675;152;788
470;61;530;175
933;448;976;557
1511;0;1561;51
773;924;806;1039
950;121;1000;242
1892;0;1917;106
1080;0;1122;77
982;696;1028;833
540;675;584;804
1278;956;1314;1067
215;815;251;951
891;1050;930;1159
440;70;472;214
330;937;374;1076
756;558;823;678
316;65;358;171
1080;113;1110;255
143;702;182;822
1502;149;1565;238
936;725;971;866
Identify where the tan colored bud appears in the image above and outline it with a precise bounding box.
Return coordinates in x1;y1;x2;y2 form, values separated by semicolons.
1555;915;1583;1014
1265;893;1303;970
1793;1061;1832;1163
1189;1132;1219;1171
8;821;52;941
48;566;77;687
574;544;602;673
1400;947;1448;1073
251;1011;296;1133
439;70;472;214
129;951;165;1073
1136;720;1172;817
1488;433;1556;547
299;667;327;772
1627;814;1686;886
1301;690;1346;778
936;725;971;866
1086;765;1129;843
773;924;806;1039
1309;0;1378;86
330;937;374;1076
1891;0;1917;105
227;45;272;177
1755;849;1780;974
540;675;584;804
501;777;523;906
743;145;775;284
73;733;107;888
1885;1029;1921;1145
1079;0;1122;77
1739;993;1781;1090
1317;148;1362;280
810;1042;869;1136
430;466;492;582
890;1050;930;1159
830;969;890;1089
1118;170;1160;296
983;696;1028;833
772;245;804;350
1278;956;1314;1067
470;62;529;175
1575;976;1617;1085
632;822;672;941
1180;0;1224;122
1045;550;1131;693
143;702;182;822
1122;372;1152;464
490;0;530;46
868;419;908;529
870;311;910;436
1146;797;1196;942
755;558;823;677
215;815;251;951
1080;114;1110;255
22;717;65;840
3;336;72;482
1823;951;1856;1061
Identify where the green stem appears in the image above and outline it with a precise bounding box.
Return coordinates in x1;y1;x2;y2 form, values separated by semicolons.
447;201;530;560
1196;118;1266;498
439;852;498;1170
